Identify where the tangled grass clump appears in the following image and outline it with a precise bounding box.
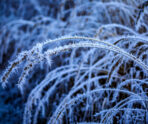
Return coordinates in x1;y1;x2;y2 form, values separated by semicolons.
0;0;148;124
1;36;148;123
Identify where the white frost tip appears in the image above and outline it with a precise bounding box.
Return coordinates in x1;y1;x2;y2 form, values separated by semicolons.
16;83;25;95
1;82;7;89
45;54;52;66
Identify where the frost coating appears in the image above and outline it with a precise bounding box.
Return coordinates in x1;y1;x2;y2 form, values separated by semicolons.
0;0;148;124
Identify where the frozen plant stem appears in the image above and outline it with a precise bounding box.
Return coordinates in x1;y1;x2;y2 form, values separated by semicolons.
46;42;148;71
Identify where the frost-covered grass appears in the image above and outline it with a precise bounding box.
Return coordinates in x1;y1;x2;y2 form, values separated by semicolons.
0;0;148;124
